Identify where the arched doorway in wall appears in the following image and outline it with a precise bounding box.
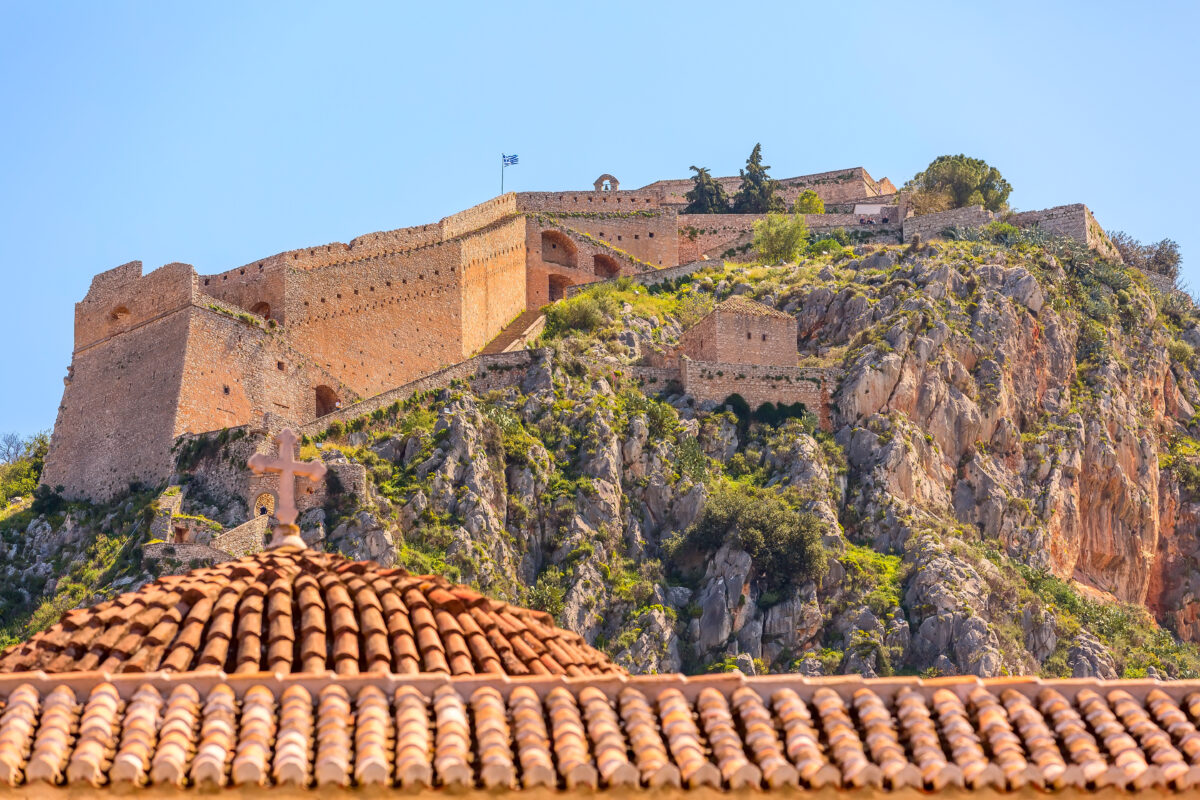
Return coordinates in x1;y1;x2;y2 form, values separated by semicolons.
315;385;340;417
254;492;275;517
541;230;578;269
593;253;620;279
548;274;574;302
250;301;271;320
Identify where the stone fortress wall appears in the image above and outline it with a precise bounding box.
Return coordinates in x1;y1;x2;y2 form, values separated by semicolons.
44;163;1124;501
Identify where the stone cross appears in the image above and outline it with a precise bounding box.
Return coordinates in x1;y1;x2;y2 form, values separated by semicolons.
248;428;326;549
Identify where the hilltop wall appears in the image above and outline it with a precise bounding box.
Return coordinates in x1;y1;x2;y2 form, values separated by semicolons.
1008;204;1122;262
643;167;891;209
678;210;903;262
281;241;464;401
298;349;537;434
175;304;350;434
682;360;837;430
42;262;200;500
536;212;679;268
42;306;191;500
902;206;994;242
525;218;654;308
516;191;660;214
459;217;527;357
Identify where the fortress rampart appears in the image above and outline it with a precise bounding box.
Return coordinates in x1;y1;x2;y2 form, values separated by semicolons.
44;165;1117;501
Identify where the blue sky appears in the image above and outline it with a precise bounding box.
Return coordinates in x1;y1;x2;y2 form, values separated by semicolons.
2;1;1198;436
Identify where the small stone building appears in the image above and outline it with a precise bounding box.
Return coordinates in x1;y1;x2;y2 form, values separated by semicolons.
678;296;797;368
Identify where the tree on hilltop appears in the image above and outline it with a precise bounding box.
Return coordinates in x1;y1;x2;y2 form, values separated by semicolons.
904;154;1012;213
793;190;824;214
732;143;786;214
1110;231;1182;280
683;166;731;214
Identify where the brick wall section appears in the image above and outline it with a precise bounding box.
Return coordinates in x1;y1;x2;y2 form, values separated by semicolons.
682;360;838;430
457;217;527;357
678;299;798;367
642;167;892;209
177;305;356;434
1008;204;1122;262
902;206;994;242
516;191;661;214
210;515;268;557
678;211;903;262
525;217;655;308
535;212;679;268
142;542;230;569
42;300;192;501
298;349;537;435
564;260;716;298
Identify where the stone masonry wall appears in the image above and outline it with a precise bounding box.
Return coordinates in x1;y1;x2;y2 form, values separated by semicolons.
175;305;351;435
537;212;679;268
525;218;653;308
677;313;720;363
678;211;902;263
42;302;192;501
682;360;838;430
143;542;230;569
643;167;889;209
199;263;287;324
516;191;661;214
707;305;798;366
281;238;464;400
209;515;268;558
458;217;527;357
1008;204;1122;262
901;206;994;242
298;349;537;435
563;260;717;298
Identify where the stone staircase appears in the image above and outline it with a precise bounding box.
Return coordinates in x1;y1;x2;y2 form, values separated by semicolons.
480;310;544;355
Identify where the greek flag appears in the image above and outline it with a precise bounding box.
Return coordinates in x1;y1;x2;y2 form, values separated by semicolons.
502;154;519;166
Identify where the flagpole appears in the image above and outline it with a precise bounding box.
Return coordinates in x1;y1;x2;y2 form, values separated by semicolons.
501;154;504;195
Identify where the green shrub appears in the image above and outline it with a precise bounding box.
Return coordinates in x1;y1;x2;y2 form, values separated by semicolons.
528;566;566;620
676;292;714;328
752;213;809;264
1168;338;1195;367
792;190;824;214
543;288;619;337
667;480;827;593
807;237;844;257
0;432;48;503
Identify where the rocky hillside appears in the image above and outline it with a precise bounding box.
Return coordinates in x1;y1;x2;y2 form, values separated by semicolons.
6;226;1200;680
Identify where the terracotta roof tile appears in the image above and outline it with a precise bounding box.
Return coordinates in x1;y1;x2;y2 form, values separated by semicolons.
714;295;794;320
0;547;621;678
2;672;1200;792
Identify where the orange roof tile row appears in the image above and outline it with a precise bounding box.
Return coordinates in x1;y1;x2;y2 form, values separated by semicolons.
714;296;794;320
0;549;620;678
0;671;1198;791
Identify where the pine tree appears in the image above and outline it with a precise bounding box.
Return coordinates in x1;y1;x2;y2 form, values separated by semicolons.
683;166;731;214
732;144;785;214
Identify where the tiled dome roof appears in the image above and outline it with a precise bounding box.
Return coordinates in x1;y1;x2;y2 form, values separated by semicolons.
0;547;622;677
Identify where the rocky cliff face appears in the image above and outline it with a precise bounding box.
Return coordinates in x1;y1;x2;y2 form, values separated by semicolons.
5;233;1200;679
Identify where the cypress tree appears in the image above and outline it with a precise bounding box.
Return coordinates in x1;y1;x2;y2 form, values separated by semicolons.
732;143;785;214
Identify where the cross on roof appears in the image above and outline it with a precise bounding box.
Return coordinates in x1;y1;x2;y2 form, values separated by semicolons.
248;428;326;549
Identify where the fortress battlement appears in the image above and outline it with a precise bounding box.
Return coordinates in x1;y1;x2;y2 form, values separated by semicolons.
43;166;1115;501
